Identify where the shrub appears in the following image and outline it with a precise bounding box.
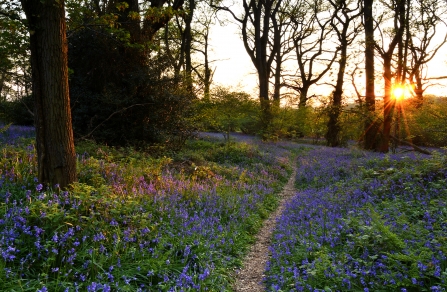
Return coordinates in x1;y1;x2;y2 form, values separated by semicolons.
68;28;195;148
196;87;260;138
406;96;447;147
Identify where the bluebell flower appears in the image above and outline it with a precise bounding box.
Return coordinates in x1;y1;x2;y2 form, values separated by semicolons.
36;184;43;192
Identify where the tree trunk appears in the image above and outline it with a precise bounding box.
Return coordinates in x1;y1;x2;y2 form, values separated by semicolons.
414;71;424;108
363;0;379;150
380;55;394;153
379;0;406;152
143;0;185;41
256;6;272;133
258;58;270;101
21;0;77;189
203;58;211;100
259;71;271;133
298;86;310;108
184;0;195;93
272;16;282;106
326;40;348;147
272;57;281;106
237;0;281;135
203;53;211;100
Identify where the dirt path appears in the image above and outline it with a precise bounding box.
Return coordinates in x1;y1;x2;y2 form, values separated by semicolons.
233;169;297;292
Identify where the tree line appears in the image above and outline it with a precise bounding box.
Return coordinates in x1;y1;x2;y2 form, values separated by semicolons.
0;0;446;188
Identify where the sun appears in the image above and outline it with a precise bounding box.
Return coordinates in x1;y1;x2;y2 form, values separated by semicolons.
393;86;405;100
392;83;415;101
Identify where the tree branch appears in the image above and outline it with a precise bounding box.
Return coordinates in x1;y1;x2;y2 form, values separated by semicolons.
390;134;431;155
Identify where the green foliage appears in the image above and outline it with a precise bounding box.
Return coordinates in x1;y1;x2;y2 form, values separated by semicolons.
0;123;11;134
337;107;365;146
196;87;260;140
368;206;406;250
269;105;328;141
0;6;31;102
177;138;264;169
406;96;447;146
268;104;298;140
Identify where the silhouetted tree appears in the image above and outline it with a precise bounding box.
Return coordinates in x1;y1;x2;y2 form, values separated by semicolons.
362;0;380;150
325;0;362;147
213;0;283;133
375;0;407;152
284;0;338;108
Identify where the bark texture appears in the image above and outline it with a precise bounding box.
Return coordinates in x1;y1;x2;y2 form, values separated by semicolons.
21;0;77;188
363;0;380;150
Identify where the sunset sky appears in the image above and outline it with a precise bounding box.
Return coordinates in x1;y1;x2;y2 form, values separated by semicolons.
208;18;447;101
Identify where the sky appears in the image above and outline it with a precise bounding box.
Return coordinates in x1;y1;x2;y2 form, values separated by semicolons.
207;15;447;102
208;21;258;95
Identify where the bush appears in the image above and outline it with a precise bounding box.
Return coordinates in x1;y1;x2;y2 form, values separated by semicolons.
406;96;447;147
68;28;195;148
196;87;260;138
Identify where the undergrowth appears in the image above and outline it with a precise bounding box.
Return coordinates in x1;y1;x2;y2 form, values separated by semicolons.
1;128;302;291
266;147;447;291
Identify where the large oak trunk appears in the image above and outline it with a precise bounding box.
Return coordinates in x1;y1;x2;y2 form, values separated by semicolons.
21;0;77;188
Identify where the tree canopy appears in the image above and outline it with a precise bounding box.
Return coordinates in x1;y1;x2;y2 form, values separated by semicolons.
1;0;447;157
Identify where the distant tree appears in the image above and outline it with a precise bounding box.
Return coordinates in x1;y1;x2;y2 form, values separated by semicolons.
212;0;283;133
65;0;186;77
68;28;195;146
161;0;196;92
191;4;217;99
283;0;338;108
88;0;185;42
270;0;295;105
198;86;259;141
66;0;200;147
410;96;447;146
375;0;407;152
406;0;447;106
0;2;30;101
20;0;77;188
161;17;186;80
325;0;363;147
159;0;217;98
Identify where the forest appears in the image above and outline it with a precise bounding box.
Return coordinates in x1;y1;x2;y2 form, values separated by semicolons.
1;0;447;291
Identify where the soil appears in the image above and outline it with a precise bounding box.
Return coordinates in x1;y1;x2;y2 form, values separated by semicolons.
233;169;297;292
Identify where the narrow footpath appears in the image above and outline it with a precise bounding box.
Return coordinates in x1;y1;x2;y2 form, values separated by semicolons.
233;169;297;292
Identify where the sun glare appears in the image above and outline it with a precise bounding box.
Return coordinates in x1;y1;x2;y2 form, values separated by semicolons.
392;83;415;101
393;86;405;100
